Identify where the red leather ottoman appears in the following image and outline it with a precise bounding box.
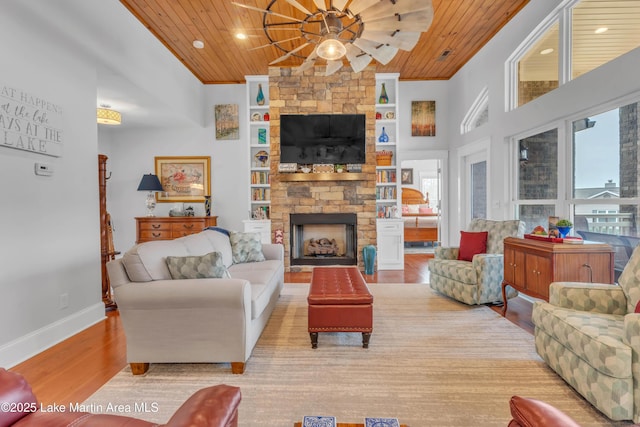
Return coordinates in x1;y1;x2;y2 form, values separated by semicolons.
308;266;373;349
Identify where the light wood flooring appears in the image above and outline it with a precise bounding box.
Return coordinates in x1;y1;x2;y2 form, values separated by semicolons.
10;254;533;406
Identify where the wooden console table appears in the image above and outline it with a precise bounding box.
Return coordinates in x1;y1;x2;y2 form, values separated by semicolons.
136;216;217;243
501;237;614;316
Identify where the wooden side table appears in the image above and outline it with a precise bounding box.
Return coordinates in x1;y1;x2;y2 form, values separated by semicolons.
501;237;614;315
135;216;217;243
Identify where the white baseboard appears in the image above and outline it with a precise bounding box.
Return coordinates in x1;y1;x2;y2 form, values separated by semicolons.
0;303;105;368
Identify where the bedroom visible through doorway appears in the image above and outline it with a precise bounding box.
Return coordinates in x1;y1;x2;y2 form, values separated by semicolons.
400;159;442;254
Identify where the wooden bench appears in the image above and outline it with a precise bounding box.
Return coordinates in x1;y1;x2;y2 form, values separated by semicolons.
308;266;373;349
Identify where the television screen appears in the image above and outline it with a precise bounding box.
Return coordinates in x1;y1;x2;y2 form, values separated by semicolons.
280;114;366;164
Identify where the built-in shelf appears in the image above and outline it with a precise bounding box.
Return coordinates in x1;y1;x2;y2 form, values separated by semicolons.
278;172;368;182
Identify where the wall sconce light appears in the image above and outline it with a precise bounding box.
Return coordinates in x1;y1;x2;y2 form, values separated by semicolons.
137;174;164;216
519;143;529;167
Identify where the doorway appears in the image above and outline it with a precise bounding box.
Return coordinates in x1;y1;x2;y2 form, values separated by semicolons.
400;158;443;254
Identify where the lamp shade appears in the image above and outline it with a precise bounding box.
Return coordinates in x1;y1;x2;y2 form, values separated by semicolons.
137;174;163;191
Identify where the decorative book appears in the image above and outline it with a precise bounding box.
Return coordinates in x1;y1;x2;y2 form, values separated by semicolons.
302;416;336;427
365;417;400;427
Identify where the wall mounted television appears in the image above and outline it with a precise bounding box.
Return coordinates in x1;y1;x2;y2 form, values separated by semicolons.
280;114;366;165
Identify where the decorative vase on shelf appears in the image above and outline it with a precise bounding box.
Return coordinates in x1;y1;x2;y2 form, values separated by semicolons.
204;195;211;217
378;127;389;143
256;84;265;106
378;83;389;104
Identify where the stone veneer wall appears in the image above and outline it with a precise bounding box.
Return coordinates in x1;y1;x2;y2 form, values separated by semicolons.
268;66;378;272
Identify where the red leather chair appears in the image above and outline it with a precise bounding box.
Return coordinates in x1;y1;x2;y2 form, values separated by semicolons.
0;368;241;427
508;396;581;427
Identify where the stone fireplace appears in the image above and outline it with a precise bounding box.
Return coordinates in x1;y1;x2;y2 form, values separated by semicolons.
290;213;357;266
268;65;378;272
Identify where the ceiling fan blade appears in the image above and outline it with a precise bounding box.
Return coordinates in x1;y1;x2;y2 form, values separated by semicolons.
358;0;432;22
325;59;343;76
313;0;328;11
345;43;373;73
347;0;382;16
364;10;434;32
231;2;304;23
353;38;398;64
248;36;302;51
269;42;311;65
294;48;319;74
284;0;313;15
359;30;421;51
332;0;349;12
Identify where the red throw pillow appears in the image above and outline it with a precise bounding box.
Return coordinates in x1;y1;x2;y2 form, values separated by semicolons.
458;231;488;261
635;300;640;313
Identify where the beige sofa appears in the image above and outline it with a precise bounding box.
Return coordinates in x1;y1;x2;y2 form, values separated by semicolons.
107;228;284;375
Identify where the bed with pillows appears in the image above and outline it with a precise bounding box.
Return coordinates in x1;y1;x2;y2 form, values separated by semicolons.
401;187;438;244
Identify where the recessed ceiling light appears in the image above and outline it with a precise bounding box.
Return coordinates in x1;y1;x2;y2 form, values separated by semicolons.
193;39;205;49
235;33;248;40
595;27;609;34
540;48;554;55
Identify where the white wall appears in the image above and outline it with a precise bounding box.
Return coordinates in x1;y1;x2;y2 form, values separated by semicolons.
0;1;104;366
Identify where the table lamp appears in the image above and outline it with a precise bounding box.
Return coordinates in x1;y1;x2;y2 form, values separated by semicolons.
137;174;163;217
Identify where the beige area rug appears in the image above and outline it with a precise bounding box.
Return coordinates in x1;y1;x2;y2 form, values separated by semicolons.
85;284;632;426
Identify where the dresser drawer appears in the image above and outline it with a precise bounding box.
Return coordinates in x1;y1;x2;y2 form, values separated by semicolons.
172;220;205;237
139;230;172;241
139;221;170;231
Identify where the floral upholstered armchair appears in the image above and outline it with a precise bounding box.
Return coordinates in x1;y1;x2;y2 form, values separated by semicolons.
428;218;525;305
532;244;640;423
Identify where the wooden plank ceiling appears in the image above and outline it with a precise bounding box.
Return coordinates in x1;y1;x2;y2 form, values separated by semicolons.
119;0;530;84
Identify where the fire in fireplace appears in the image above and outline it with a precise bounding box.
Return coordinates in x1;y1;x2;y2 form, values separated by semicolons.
290;213;357;266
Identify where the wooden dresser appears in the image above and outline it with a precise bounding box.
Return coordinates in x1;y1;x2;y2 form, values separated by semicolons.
136;216;218;243
501;237;614;315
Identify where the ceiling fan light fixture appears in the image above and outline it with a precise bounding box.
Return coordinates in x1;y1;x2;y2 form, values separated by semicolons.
96;105;121;125
317;38;347;61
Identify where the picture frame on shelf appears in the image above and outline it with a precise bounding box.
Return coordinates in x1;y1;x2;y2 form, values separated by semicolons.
155;156;211;203
401;168;413;184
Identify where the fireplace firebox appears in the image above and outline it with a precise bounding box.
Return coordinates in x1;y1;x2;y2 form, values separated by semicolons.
290;213;357;266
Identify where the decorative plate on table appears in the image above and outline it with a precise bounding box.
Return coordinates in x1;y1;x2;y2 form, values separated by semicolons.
365;418;400;427
303;416;336;427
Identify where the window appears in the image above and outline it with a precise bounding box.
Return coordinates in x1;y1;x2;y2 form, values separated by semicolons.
461;87;489;133
517;22;559;107
508;0;640;109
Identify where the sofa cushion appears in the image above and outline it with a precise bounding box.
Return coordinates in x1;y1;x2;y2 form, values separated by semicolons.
200;230;234;268
532;302;631;378
427;259;477;285
230;231;266;264
123;240;189;282
166;252;230;280
617;245;640;314
458;231;488;261
229;260;283;319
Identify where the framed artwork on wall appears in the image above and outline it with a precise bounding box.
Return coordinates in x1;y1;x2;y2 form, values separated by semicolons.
214;104;239;140
401;168;413;184
155;156;211;202
411;100;436;136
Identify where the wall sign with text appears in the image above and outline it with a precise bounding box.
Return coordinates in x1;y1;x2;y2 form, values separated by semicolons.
1;83;64;157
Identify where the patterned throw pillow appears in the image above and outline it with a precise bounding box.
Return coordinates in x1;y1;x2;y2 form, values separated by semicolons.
230;231;266;264
165;251;230;280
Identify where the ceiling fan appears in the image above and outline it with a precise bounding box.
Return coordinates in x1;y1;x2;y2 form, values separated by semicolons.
232;0;434;76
